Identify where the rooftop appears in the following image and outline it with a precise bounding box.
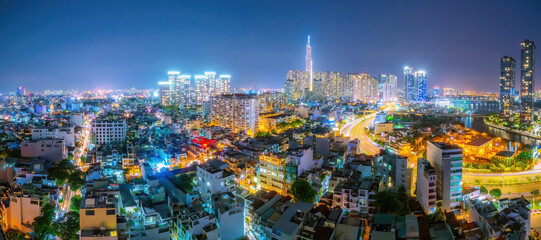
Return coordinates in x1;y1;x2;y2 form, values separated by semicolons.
466;137;493;147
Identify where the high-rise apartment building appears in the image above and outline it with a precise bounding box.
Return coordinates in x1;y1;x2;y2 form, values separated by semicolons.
158;81;171;106
404;67;416;101
218;75;231;94
350;73;378;102
417;158;437;214
500;56;516;119
159;71;231;106
211;93;259;134
378;74;397;102
415;71;427;101
167;71;181;105
520;39;536;124
427;141;463;211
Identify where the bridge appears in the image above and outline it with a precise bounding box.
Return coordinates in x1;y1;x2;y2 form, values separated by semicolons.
387;111;486;118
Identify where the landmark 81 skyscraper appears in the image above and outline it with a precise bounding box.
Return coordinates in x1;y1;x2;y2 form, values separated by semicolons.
499;56;515;119
306;35;313;92
520;39;536;125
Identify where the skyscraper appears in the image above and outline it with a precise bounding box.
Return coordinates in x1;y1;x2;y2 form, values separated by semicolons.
404;67;415;101
158;81;172;106
414;71;427;101
305;35;313;92
378;74;397;102
520;39;536;124
167;71;181;105
159;71;231;106
218;75;232;94
500;56;516;119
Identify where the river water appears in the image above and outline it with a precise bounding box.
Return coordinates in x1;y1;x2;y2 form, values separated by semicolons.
454;101;541;147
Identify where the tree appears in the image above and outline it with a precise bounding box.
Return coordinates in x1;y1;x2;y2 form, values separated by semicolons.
178;174;195;192
48;159;74;185
6;231;26;240
373;190;401;214
480;186;488;195
490;188;502;199
70;195;82;213
67;170;86;191
53;211;80;240
32;203;56;239
532;189;539;207
291;179;316;203
426;209;445;222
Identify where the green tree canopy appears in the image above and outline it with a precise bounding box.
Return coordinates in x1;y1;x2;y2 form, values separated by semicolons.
48;159;86;191
68;170;86;191
373;190;402;214
70;195;82;213
177;174;196;193
426;209;445;222
480;186;488;195
490;188;502;199
48;159;74;185
291;179;316;203
32;203;56;239
53;211;80;240
6;231;26;240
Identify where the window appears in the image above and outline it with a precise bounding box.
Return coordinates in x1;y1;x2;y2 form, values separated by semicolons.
106;209;116;215
30;200;39;205
86;210;95;215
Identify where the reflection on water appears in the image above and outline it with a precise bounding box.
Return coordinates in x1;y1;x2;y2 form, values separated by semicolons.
454;101;540;147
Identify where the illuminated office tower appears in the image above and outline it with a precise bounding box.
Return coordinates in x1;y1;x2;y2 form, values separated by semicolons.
378;74;397;102
415;71;427;101
404;67;416;101
158;81;172;106
211;93;259;134
306;35;313;92
500;56;516;119
218;74;231;94
520;39;536;124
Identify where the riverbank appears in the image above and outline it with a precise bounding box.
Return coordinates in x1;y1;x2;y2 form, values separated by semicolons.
484;119;541;140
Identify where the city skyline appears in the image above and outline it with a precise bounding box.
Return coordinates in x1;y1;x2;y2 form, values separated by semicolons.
1;1;541;93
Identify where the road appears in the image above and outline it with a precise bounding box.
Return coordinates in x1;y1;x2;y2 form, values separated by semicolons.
59;115;94;214
340;114;381;155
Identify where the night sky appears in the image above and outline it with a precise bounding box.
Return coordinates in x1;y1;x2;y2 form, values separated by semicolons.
1;0;540;93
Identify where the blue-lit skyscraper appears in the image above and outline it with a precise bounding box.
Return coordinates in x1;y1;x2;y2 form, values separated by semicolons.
415;71;427;101
404;67;415;101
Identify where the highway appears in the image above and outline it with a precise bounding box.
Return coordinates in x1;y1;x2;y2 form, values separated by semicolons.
340;113;381;155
